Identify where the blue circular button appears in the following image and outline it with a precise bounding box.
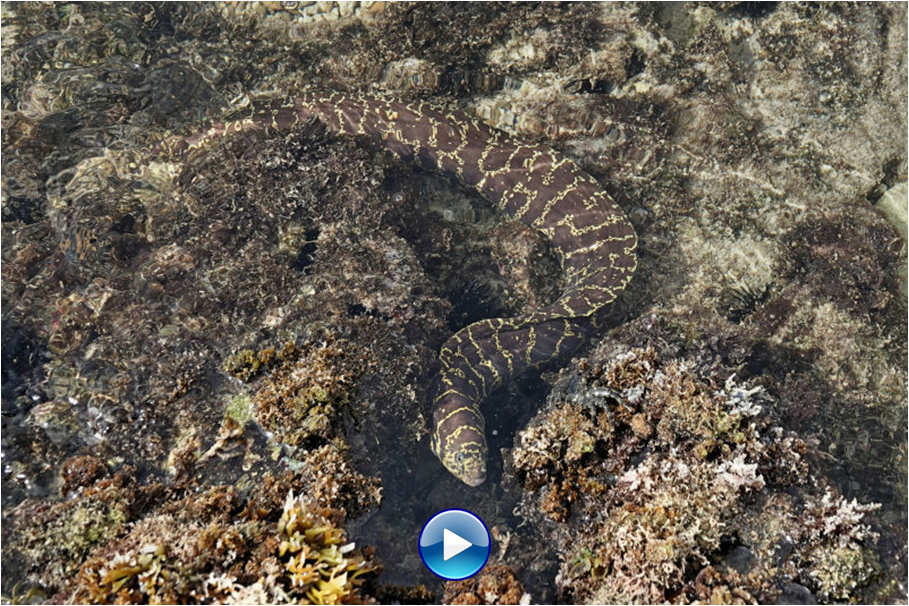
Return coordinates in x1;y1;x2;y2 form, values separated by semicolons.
418;509;491;580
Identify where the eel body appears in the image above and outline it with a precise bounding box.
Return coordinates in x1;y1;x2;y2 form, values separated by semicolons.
172;92;637;486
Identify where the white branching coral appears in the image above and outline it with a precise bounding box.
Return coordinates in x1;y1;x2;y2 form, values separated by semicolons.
803;488;881;548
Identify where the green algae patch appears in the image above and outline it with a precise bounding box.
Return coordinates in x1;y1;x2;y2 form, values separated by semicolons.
225;345;282;383
225;394;255;427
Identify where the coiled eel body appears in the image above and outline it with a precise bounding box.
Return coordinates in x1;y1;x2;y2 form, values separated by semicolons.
169;92;637;486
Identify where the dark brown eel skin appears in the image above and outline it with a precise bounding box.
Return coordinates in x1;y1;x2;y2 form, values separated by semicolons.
168;91;638;486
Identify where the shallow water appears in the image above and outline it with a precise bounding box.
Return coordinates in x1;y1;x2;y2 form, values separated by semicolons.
2;2;906;603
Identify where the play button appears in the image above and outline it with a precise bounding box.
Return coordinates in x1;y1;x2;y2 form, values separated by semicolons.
418;509;491;580
443;528;472;560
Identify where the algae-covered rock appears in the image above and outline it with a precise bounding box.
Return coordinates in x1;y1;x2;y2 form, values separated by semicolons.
443;564;528;605
511;346;885;604
4;467;143;598
61;450;381;604
1;2;905;603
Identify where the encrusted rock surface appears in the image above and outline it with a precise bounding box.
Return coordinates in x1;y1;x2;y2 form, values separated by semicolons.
443;564;529;605
2;2;905;603
509;346;883;603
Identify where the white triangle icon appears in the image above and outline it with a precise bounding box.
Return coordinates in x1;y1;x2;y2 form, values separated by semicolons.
443;528;472;561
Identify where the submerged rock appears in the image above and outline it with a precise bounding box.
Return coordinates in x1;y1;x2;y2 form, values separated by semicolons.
510;346;883;603
1;2;905;603
874;181;908;298
443;564;529;605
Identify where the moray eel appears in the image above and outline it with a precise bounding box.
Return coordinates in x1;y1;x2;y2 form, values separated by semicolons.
170;92;637;486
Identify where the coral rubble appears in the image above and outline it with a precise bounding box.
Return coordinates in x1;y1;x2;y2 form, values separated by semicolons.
511;346;887;603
